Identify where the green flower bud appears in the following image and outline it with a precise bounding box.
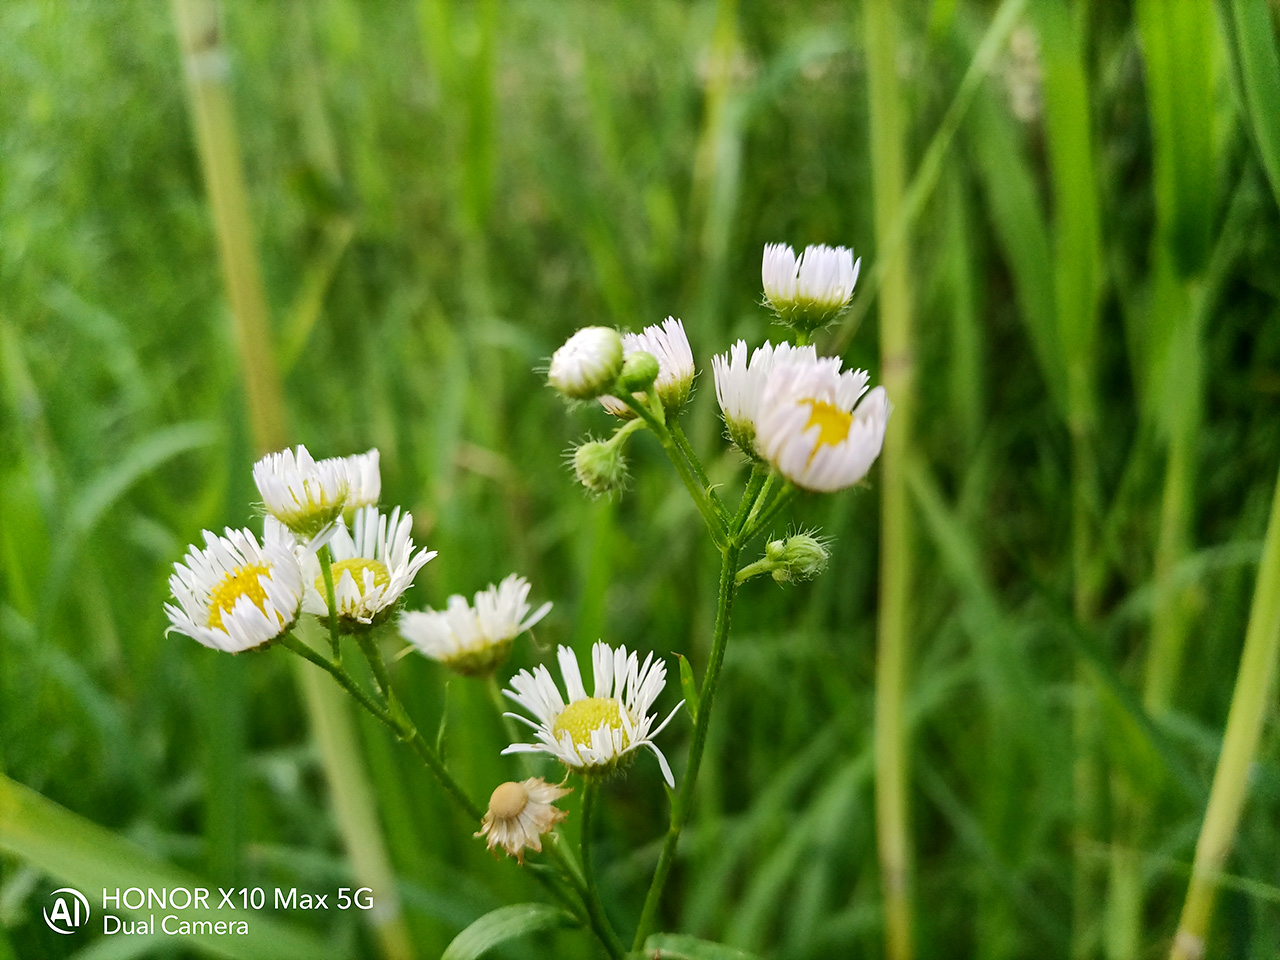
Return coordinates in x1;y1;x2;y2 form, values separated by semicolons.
573;439;628;495
771;534;830;583
617;350;660;393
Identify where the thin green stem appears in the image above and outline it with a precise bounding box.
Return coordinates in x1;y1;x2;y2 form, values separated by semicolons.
1170;460;1280;959
580;779;625;960
741;472;776;535
355;630;393;705
672;422;711;489
622;395;727;544
317;545;341;660
742;484;798;544
733;466;770;533
633;543;740;947
280;632;484;821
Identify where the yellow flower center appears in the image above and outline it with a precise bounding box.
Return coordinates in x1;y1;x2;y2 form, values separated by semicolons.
320;558;391;596
803;399;852;450
552;697;627;749
208;563;274;631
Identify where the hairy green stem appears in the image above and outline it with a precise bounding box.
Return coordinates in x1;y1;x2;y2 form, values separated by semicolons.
356;631;393;706
280;633;483;821
742;484;797;544
317;546;341;661
580;780;625;960
633;542;740;947
1170;460;1280;959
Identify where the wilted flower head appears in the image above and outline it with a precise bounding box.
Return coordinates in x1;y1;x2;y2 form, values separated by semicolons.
755;356;890;492
548;327;625;400
503;642;682;786
762;243;861;332
303;506;435;628
712;339;818;457
253;445;349;542
600;318;695;416
401;574;552;675
165;521;303;653
476;778;572;864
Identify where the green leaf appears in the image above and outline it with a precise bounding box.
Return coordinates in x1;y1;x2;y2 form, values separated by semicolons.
1233;0;1280;211
642;933;765;960
0;774;327;960
441;903;579;960
676;653;700;724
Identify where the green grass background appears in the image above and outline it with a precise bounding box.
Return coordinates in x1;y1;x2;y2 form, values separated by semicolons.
3;0;1280;958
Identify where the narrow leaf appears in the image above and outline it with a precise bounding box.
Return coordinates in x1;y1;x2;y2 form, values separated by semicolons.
676;653;700;724
441;903;578;960
643;933;765;960
1233;0;1280;210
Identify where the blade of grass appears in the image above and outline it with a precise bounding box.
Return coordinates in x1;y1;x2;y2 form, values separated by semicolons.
1231;0;1280;209
863;2;916;957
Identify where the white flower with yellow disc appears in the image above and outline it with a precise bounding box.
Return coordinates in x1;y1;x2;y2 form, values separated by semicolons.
712;339;819;457
502;642;682;786
303;506;435;628
400;574;551;675
253;445;349;542
755;356;890;492
165;522;304;653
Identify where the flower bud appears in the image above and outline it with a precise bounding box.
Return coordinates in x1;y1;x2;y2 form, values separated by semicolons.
770;534;830;583
573;439;628;495
617;351;659;393
548;327;624;400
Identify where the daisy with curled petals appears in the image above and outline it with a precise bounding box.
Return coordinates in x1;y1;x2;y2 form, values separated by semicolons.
761;242;861;332
476;777;572;864
600;317;695;416
253;444;349;542
502;642;683;786
338;449;381;511
755;355;891;493
401;574;552;675
712;339;820;457
302;506;435;629
165;521;304;653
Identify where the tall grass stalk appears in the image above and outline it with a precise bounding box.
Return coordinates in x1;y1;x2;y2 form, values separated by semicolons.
170;3;411;957
1169;459;1280;959
863;2;915;957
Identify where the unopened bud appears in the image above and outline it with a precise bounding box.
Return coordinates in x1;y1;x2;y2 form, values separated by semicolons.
617;351;659;393
573;439;628;495
771;534;830;583
548;327;624;400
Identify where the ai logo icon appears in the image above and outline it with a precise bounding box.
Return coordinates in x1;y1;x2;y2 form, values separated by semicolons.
43;888;90;934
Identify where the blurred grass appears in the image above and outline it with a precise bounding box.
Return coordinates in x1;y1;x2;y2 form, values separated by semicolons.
2;2;1280;959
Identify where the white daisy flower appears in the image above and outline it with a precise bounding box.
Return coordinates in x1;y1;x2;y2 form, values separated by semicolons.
762;242;861;331
712;339;820;456
338;449;381;511
400;574;552;675
502;642;683;786
476;777;572;864
755;356;891;493
165;522;304;653
253;445;349;542
303;506;435;628
548;326;625;400
600;317;695;417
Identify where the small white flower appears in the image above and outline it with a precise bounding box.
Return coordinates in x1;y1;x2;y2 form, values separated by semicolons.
548;327;625;400
303;506;435;627
712;339;819;456
600;317;695;416
165;523;304;653
755;356;891;493
253;445;349;542
762;243;861;330
476;778;572;864
503;642;682;786
401;574;552;675
338;449;381;511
